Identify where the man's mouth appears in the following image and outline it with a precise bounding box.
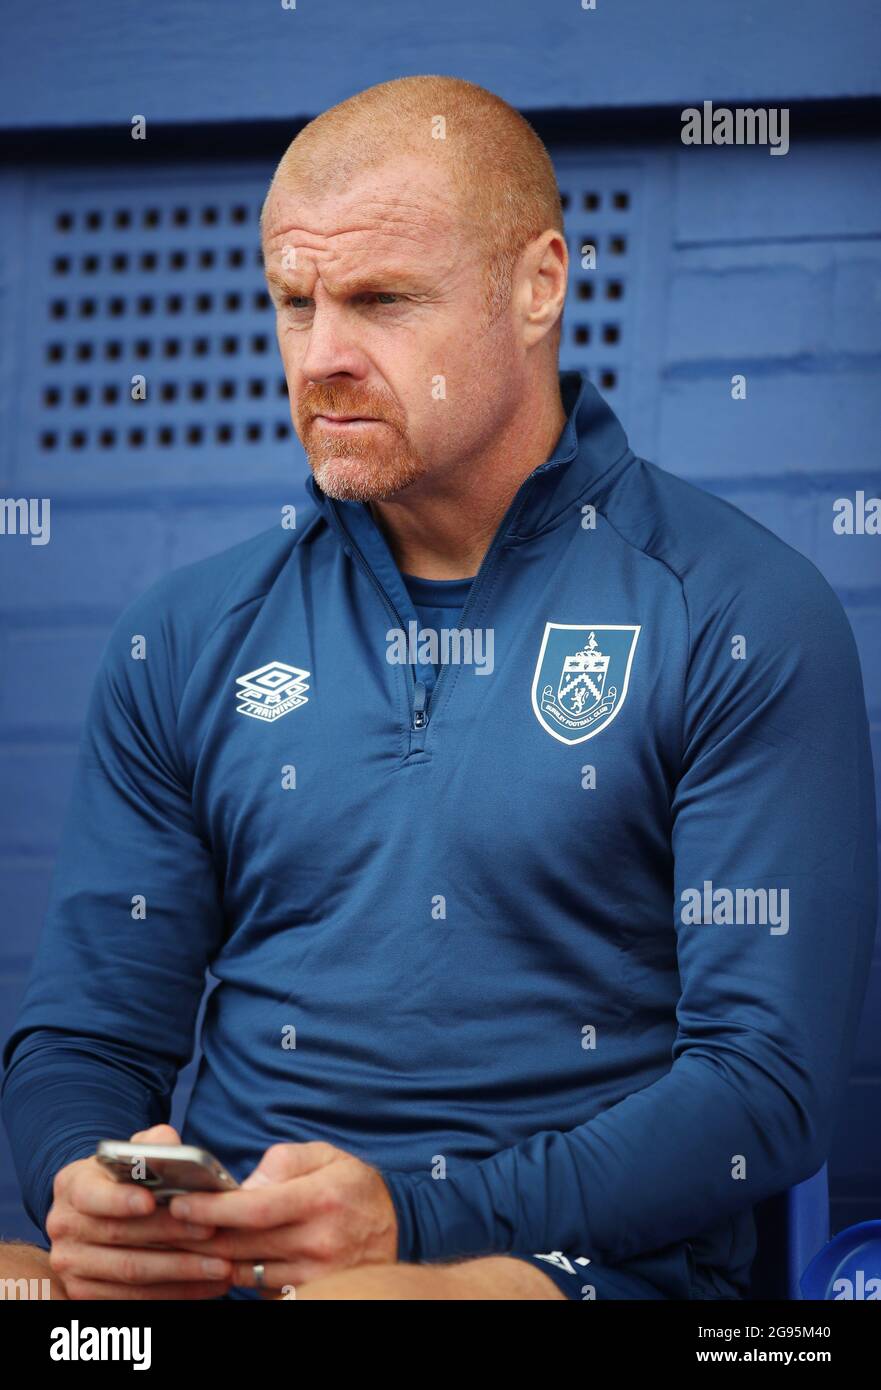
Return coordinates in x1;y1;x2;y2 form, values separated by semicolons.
314;414;385;426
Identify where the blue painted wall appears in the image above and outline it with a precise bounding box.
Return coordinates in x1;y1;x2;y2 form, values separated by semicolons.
1;0;879;1251
1;0;879;127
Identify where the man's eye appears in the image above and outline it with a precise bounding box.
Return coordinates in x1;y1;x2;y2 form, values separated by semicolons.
280;294;399;308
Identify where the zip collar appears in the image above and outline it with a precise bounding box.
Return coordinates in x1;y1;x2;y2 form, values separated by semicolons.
304;367;634;558
506;369;633;541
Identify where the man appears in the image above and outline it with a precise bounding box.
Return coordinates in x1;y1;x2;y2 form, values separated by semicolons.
1;75;876;1302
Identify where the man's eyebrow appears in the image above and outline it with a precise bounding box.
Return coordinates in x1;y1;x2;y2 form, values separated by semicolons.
263;263;426;296
264;266;300;294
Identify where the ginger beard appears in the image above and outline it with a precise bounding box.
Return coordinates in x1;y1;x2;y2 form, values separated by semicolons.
296;387;429;503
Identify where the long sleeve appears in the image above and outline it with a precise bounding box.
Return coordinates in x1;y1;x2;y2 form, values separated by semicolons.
1;585;226;1237
383;562;877;1265
1;1033;175;1238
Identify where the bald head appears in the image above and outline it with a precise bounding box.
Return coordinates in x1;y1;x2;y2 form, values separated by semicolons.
262;75;565;328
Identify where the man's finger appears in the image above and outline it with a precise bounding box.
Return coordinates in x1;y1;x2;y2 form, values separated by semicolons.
68;1162;159;1219
167;1224;304;1261
55;1243;232;1285
168;1171;322;1228
60;1208;216;1246
231;1259;317;1291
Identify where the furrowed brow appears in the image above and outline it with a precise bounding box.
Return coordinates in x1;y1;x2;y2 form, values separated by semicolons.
264;263;425;298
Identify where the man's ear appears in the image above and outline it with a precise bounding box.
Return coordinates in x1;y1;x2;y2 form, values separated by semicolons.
520;229;568;348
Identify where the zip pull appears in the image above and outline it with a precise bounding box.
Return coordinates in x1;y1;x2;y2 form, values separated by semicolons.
412;679;428;730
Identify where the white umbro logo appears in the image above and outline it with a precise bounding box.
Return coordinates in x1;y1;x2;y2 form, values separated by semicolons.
533;1251;592;1277
235;661;310;723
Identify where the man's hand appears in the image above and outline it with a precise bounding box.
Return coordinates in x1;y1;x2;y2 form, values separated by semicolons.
46;1124;234;1300
167;1141;398;1293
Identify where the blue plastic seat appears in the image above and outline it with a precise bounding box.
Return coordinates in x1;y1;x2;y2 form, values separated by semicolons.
747;1163;830;1300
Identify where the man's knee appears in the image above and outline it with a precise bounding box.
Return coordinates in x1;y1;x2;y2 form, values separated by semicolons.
0;1239;67;1299
295;1255;566;1300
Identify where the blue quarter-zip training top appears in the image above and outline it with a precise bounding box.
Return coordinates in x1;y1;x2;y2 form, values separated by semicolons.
2;370;876;1299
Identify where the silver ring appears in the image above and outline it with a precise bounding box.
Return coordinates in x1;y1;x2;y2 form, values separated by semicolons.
252;1263;265;1290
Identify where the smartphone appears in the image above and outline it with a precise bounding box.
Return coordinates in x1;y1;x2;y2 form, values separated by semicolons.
96;1140;239;1203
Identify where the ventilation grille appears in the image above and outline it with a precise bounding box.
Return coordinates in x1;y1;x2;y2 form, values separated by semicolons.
557;171;633;395
33;183;289;458
30;163;636;463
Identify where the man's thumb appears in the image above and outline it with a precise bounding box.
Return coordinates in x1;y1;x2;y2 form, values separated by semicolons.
129;1124;181;1144
241;1167;273;1189
241;1143;316;1188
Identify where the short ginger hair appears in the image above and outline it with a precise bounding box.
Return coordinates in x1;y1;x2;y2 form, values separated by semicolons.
261;74;565;330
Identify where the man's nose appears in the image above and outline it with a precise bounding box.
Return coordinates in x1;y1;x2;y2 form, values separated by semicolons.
299;301;365;383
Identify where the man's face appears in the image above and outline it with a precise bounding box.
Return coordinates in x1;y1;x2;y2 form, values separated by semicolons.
261;153;523;502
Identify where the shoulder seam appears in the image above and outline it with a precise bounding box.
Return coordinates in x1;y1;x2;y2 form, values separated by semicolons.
592;496;691;771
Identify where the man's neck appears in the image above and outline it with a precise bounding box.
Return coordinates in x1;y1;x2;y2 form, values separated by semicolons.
368;379;568;579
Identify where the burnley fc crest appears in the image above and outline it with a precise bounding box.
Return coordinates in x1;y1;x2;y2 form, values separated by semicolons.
531;624;640;744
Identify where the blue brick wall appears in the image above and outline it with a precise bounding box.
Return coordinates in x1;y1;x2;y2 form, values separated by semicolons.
1;0;879;1252
654;138;881;1234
